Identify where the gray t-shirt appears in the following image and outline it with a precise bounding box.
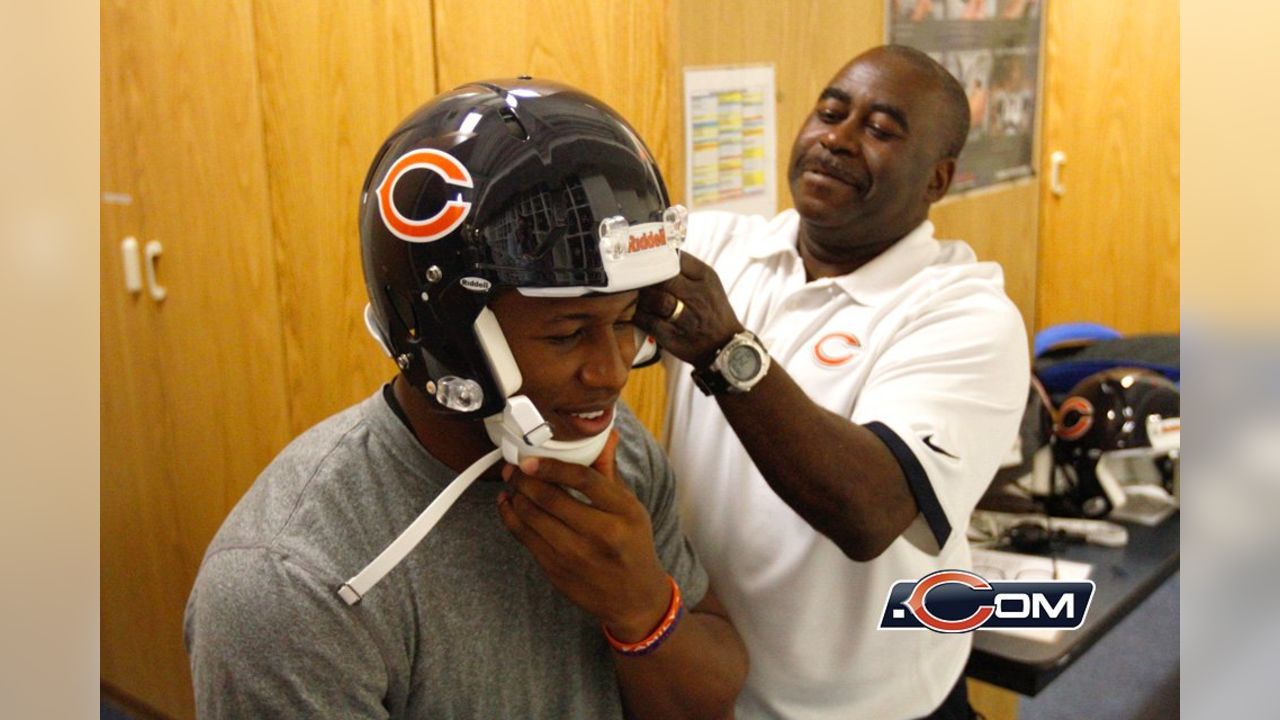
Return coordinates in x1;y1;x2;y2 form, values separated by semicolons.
184;390;708;719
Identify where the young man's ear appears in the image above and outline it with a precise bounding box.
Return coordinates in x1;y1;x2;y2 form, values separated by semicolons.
925;157;957;202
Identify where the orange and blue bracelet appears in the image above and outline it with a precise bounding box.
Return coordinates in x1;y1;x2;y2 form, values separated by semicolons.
603;575;684;657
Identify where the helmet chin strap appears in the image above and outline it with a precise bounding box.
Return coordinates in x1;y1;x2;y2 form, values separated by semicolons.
337;398;612;606
483;394;614;467
338;445;501;605
342;305;631;605
474;308;615;466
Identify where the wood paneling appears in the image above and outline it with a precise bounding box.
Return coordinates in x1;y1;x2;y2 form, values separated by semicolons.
100;0;293;717
1036;0;1179;334
252;0;437;435
434;0;672;184
671;0;884;208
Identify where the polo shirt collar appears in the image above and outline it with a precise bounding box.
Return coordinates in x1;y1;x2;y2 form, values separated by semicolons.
745;210;804;260
743;213;941;305
832;220;940;305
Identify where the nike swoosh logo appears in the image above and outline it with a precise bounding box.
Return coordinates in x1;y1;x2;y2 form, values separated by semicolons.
922;435;959;459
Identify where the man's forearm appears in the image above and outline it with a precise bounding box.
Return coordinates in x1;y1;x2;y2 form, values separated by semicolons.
612;601;747;720
633;253;920;559
715;360;919;560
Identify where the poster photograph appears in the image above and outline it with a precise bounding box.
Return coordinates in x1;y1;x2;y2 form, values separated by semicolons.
889;0;1044;192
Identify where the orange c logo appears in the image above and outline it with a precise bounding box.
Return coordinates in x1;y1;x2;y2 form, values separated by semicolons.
376;149;474;243
904;570;995;633
1056;396;1094;441
814;332;861;367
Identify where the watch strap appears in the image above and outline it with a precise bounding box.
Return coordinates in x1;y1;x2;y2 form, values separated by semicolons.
692;363;732;396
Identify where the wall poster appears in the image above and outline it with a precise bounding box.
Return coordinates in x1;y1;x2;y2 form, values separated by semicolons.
889;0;1045;193
683;65;779;216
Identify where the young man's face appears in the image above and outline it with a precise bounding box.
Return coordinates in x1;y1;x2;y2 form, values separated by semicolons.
490;290;640;441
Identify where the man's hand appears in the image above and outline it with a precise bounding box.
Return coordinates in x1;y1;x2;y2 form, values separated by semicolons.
496;431;672;640
635;252;745;368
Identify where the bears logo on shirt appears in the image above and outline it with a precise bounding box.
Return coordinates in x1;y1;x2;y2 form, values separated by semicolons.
813;332;862;367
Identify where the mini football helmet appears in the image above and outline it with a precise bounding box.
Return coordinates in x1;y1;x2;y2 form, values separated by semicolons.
1049;368;1181;517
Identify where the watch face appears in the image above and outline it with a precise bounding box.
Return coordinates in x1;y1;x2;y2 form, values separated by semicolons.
726;345;762;381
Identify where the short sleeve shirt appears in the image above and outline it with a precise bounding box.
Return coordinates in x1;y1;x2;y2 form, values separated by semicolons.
185;392;707;719
665;210;1029;720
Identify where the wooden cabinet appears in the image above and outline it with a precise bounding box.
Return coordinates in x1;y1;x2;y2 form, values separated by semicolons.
1036;0;1179;333
102;2;434;716
101;1;294;717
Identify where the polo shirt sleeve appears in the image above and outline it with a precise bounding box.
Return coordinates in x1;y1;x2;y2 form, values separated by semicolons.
851;282;1029;554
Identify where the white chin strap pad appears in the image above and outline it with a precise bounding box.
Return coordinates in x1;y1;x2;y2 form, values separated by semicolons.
484;395;613;466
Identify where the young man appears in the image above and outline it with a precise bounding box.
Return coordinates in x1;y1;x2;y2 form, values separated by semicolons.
638;46;1029;719
185;78;746;719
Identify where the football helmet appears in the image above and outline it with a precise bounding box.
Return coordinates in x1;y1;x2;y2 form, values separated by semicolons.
339;79;685;604
359;77;684;431
1049;368;1181;518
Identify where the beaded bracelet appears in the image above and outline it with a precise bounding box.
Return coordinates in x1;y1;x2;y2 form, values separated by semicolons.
603;575;684;657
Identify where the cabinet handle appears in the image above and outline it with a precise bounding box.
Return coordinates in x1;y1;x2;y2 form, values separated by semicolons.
121;236;142;294
1050;151;1067;197
144;240;167;302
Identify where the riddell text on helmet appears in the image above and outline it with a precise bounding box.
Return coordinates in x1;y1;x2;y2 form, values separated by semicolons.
627;229;667;253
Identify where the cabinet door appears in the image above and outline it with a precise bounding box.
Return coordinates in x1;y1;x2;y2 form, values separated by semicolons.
1037;0;1179;333
101;1;293;717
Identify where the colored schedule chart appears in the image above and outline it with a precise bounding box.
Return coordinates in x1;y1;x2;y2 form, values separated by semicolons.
684;66;777;216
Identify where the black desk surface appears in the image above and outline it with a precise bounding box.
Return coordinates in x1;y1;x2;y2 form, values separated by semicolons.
966;512;1180;696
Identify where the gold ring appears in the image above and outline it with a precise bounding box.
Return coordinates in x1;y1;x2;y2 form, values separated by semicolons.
668;298;686;322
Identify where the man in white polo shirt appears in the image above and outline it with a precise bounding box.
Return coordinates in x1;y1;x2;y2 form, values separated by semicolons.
636;45;1029;719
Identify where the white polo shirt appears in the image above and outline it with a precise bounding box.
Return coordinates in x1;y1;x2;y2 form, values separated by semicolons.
666;210;1029;720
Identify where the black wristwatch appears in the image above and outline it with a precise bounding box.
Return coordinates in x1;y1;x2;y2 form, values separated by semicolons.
691;331;771;396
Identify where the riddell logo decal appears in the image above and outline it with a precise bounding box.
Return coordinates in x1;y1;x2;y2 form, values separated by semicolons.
879;569;1094;633
1055;396;1094;441
627;228;668;253
813;332;861;367
377;149;474;243
459;277;492;292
